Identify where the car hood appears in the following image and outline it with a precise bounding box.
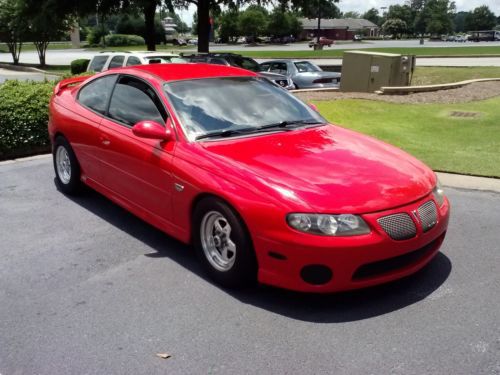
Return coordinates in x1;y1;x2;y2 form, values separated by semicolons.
198;125;435;213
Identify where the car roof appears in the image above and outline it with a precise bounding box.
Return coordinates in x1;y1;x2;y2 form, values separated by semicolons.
96;51;179;57
130;63;258;81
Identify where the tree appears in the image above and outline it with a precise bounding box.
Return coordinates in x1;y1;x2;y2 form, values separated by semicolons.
238;6;267;42
425;0;455;36
267;8;289;37
0;0;28;65
23;0;74;67
218;9;240;42
382;18;407;39
363;8;380;26
173;0;228;53
294;0;340;19
414;0;455;36
465;6;496;31
343;11;360;19
386;4;414;35
454;11;468;32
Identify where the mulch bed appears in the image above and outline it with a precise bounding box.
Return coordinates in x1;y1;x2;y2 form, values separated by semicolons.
295;81;500;104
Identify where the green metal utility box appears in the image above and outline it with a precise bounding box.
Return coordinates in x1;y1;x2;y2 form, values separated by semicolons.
340;51;415;92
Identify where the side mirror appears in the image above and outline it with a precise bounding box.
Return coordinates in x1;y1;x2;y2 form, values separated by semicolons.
308;103;319;112
132;119;173;141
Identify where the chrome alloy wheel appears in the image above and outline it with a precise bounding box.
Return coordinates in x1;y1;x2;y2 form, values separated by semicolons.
55;146;71;184
200;211;237;272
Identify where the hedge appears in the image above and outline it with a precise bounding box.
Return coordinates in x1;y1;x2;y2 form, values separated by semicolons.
71;59;90;74
0;80;54;160
104;34;145;47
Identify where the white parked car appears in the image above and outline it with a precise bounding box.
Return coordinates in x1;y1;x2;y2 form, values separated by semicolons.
87;51;186;72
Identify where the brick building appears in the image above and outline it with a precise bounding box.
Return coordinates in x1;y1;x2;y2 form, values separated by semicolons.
299;18;379;41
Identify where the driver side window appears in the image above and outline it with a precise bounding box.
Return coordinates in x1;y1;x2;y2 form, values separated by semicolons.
108;76;166;127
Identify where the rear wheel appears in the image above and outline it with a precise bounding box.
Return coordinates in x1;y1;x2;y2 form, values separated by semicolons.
193;197;257;288
53;136;81;195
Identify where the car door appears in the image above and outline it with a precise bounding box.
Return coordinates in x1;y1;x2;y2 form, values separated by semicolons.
75;74;118;180
97;75;176;225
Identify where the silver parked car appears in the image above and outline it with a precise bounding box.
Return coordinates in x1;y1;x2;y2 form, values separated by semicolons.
260;60;341;89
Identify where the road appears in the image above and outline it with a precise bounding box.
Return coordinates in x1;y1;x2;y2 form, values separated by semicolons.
1;156;499;374
1;40;500;66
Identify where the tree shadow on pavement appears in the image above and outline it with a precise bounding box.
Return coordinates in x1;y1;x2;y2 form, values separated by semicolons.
66;184;452;324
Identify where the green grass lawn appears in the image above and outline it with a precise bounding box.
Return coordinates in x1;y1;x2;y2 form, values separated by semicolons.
83;44;194;52
411;67;500;85
315;97;500;177
228;46;500;59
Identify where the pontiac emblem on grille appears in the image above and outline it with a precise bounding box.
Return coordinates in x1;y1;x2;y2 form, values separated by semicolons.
411;210;420;222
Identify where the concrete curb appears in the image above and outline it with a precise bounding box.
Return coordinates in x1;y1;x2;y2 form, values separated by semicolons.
437;172;500;193
1;154;499;193
379;78;500;94
0;63;47;74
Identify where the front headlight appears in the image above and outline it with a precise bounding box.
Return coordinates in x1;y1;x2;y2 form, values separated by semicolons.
287;213;370;236
433;178;446;206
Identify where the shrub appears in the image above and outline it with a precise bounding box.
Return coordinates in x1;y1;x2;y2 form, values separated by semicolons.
0;80;54;159
104;34;145;47
70;59;90;74
87;25;108;46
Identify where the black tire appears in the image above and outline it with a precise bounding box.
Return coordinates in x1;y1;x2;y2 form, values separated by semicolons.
53;136;82;195
193;197;257;289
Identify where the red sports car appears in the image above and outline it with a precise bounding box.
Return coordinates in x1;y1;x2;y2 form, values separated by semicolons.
48;64;450;293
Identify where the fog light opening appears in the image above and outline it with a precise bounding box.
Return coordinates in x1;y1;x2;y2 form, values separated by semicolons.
300;265;333;285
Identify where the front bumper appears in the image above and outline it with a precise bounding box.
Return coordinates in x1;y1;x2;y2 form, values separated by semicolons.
253;194;450;293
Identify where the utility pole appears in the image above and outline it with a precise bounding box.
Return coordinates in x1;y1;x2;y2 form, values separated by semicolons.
317;0;321;44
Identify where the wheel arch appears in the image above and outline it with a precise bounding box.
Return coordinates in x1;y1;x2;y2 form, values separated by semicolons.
189;192;253;247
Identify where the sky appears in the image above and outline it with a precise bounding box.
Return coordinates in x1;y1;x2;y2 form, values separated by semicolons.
177;1;500;26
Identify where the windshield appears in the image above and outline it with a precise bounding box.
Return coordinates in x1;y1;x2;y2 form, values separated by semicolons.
294;61;322;73
164;77;326;141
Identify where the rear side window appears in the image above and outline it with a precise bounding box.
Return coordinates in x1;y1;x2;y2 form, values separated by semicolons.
78;75;117;115
270;62;288;74
126;56;142;66
209;58;227;65
108;76;166;126
88;56;109;72
108;55;125;68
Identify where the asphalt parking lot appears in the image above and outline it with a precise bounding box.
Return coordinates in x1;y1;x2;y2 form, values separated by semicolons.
1;156;499;375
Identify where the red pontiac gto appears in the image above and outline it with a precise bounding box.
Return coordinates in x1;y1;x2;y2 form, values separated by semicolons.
48;64;450;293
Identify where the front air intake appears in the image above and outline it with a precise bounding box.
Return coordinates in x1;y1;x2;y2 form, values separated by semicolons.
378;213;417;241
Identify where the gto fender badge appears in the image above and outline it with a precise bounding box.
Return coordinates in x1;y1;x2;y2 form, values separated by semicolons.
174;183;185;192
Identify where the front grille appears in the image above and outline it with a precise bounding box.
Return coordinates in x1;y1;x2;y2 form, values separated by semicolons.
418;201;438;232
352;235;443;280
378;213;417;241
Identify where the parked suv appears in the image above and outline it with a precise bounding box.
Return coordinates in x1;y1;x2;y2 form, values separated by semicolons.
87;51;186;72
181;53;295;90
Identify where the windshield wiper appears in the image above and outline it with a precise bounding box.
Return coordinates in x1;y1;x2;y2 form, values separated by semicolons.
195;127;257;140
258;119;324;130
195;120;324;141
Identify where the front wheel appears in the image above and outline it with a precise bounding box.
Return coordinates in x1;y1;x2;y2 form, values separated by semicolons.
193;197;257;289
53;136;82;195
